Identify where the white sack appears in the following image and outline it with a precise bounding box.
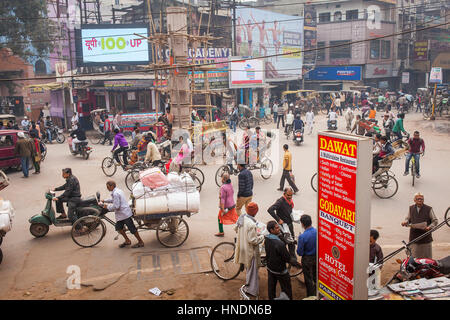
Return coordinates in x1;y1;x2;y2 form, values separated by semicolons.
0;213;11;232
134;195;168;215
167;191;200;213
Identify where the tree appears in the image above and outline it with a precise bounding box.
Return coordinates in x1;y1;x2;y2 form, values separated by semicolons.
0;0;55;61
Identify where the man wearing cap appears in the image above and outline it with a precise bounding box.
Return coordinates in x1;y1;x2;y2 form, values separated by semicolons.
401;193;438;258
14;131;34;178
234;202;265;299
21;116;30;131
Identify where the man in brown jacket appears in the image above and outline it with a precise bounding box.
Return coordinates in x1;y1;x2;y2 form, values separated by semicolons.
14;132;34;178
401;193;438;258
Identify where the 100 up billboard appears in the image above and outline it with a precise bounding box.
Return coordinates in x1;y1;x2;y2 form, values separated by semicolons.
75;24;151;66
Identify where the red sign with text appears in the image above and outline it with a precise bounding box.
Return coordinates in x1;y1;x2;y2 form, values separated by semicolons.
317;135;357;300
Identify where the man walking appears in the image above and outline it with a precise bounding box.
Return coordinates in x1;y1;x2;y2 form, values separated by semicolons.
265;221;295;300
404;131;425;178
236;164;253;216
100;180;144;248
305;108;314;135
401;193;438;259
268;188;297;261
278;144;299;194
234;202;265;299
297;214;317;297
272;101;278;124
14;131;33;178
277;102;285;129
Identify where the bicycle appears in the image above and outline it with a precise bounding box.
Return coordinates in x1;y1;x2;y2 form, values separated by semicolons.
210;227;302;282
238;116;259;130
406;152;424;187
101;149;131;177
214;157;273;187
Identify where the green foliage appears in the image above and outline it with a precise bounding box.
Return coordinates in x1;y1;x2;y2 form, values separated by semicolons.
0;0;55;60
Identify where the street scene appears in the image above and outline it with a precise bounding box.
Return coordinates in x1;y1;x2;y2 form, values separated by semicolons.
0;0;449;302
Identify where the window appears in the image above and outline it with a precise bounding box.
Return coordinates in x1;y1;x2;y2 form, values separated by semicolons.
35;59;47;75
346;10;359;20
115;0;120;5
370;40;380;59
330;40;351;59
0;135;14;148
317;41;326;61
319;12;331;23
334;11;342;21
381;40;390;59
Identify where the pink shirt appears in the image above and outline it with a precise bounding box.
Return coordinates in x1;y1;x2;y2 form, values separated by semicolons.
220;182;235;209
175;143;189;164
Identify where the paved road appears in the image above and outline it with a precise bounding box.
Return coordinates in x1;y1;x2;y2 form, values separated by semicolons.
0;111;449;299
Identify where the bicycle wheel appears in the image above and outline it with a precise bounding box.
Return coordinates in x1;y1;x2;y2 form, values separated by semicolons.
410;159;415;187
56;133;65;144
444;207;450;228
215;165;231;187
321;106;328;114
311;173;318;192
260;158;273;179
125;170;140;192
249;117;259;128
184;166;205;186
101;157;117;177
263;115;272;124
90;132;104;145
156;217;189;248
373;173;398;199
71;216;106;248
192;175;202;192
210;242;242;280
238;119;248;130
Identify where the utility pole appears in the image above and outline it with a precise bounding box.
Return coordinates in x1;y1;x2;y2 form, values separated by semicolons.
67;0;76;114
232;0;238;108
56;0;69;130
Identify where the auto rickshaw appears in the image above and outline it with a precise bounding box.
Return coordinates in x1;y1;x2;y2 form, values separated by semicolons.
0;114;17;128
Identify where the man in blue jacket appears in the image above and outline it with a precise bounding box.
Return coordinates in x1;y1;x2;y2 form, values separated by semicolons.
236;164;253;216
297;214;317;297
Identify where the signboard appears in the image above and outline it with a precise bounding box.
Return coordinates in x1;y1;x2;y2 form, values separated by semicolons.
413;41;428;61
235;8;303;82
317;132;371;300
365;64;393;79
120;112;163;130
429;67;443;84
229;57;265;89
402;72;410;84
55;61;68;83
76;25;150;66
305;66;362;81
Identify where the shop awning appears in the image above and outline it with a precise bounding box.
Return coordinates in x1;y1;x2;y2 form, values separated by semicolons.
26;82;68;90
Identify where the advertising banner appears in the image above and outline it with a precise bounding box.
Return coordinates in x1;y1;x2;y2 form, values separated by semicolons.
121;112;163;130
402;72;410;84
305;66;362;81
365;64;393;79
229;57;265;88
429;67;443;84
235;8;303;82
413;41;428;61
317;132;371;300
76;25;150;65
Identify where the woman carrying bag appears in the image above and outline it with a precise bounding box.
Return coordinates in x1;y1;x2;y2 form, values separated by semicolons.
215;173;239;237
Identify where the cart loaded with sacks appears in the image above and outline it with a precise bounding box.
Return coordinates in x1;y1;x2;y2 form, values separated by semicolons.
71;168;200;248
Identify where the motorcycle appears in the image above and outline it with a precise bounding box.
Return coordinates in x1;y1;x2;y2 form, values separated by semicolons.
42;125;65;144
293;129;304;146
68;136;92;160
327;119;338;130
388;255;450;284
0;170;13;264
28;191;106;238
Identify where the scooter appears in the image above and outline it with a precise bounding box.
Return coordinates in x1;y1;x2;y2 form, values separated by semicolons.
293;129;304;146
68;136;92;160
327;119;338;130
28;191;105;238
0;170;13;264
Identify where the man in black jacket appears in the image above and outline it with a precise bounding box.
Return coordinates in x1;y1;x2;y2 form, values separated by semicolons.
268;188;297;260
70;126;87;153
264;221;293;300
236;164;253;216
52;168;82;223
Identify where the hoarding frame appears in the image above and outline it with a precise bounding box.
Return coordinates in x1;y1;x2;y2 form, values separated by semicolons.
316;131;371;300
229;56;266;89
75;24;151;67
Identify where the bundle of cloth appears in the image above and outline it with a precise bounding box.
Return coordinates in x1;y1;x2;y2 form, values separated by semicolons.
0;199;14;233
132;168;200;215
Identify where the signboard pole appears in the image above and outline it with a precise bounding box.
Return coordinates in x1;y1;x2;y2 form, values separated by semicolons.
431;83;437;120
316;131;372;300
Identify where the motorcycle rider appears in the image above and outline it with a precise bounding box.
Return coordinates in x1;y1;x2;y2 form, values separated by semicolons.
327;107;338;129
52;168;81;223
292;114;304;141
70;126;87;153
44;116;54;143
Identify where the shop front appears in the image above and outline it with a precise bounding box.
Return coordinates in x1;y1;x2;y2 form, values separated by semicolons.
304;66;363;91
363;63;397;90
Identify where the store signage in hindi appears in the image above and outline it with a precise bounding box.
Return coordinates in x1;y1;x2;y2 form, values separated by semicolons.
229;58;265;89
413;41;428;61
402;72;410;84
317;133;371;300
77;25;150;65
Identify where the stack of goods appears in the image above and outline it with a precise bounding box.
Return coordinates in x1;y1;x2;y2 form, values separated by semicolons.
0;199;14;233
131;168;200;215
